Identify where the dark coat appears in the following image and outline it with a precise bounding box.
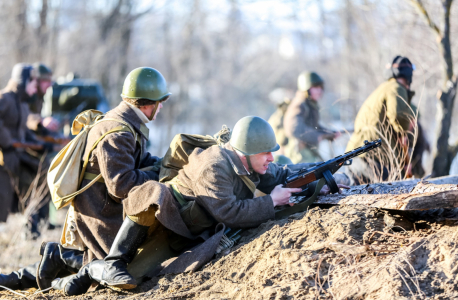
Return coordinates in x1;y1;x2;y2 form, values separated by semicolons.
0;84;32;221
73;101;160;263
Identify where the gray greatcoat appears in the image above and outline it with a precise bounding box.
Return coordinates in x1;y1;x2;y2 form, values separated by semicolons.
73;101;160;263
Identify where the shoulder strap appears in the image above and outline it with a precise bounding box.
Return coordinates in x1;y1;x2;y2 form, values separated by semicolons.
239;175;256;194
78;124;133;186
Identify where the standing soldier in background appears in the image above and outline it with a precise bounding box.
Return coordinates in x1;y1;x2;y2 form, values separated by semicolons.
345;56;416;184
283;71;340;163
0;63;55;238
0;64;38;223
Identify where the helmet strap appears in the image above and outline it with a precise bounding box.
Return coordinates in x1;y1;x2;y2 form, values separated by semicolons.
148;102;159;121
245;155;254;172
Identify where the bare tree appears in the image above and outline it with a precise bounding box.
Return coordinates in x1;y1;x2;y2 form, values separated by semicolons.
409;0;457;177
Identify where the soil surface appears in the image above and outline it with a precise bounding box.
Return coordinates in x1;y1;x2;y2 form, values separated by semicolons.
2;203;458;300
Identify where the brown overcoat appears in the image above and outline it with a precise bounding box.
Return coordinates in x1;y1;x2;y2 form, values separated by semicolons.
73;101;160;263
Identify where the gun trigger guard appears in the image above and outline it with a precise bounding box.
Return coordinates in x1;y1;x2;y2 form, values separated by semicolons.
323;170;339;194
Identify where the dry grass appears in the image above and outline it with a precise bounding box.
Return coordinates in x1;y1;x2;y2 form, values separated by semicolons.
0;210;67;275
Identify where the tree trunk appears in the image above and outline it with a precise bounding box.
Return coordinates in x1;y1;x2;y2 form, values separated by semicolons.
429;0;456;177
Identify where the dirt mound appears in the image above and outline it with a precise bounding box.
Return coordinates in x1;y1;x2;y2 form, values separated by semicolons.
1;205;458;299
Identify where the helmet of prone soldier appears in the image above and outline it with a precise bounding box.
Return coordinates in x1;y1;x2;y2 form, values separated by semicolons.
230;116;280;155
33;63;52;80
121;67;171;102
297;71;324;92
391;56;414;84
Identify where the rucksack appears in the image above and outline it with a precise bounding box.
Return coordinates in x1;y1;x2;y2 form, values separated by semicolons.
47;109;138;210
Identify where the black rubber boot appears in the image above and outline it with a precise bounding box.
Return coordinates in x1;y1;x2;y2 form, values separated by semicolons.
0;262;39;290
63;261;104;296
63;218;149;296
37;242;84;290
100;217;149;289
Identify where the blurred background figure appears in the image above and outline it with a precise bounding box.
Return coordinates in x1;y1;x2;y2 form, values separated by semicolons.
283;71;341;163
267;87;294;158
0;64;50;234
345;56;416;184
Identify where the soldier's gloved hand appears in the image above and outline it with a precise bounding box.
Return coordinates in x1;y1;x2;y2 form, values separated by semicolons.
271;185;302;207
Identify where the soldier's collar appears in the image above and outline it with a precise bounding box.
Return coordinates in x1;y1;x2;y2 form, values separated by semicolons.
111;101;149;140
222;143;251;176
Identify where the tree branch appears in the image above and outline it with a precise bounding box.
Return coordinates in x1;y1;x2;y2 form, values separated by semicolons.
409;0;441;38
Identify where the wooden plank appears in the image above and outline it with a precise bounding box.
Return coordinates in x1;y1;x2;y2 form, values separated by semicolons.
309;182;458;211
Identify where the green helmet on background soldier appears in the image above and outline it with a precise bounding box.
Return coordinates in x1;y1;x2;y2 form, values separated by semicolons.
297;71;324;92
121;67;171;102
230;116;280;155
33;63;53;80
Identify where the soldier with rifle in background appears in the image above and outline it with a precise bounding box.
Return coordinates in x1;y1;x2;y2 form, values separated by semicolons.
283;71;341;164
0;64;55;229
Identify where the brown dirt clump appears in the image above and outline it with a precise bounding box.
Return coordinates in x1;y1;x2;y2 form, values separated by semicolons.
1;205;458;299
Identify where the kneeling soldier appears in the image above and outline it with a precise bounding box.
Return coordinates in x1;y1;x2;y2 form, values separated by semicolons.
0;67;169;291
62;116;348;295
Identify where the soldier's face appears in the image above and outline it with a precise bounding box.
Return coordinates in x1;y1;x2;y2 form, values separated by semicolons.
38;79;52;95
25;78;37;97
309;86;323;101
250;152;274;174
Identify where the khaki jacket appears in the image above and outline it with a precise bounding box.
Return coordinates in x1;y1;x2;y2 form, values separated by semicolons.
346;78;414;155
73;101;160;262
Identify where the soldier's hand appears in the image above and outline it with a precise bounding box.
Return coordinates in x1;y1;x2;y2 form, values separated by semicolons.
320;184;350;195
271;185;302;207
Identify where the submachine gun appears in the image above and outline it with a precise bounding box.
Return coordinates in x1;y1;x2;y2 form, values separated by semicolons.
284;139;382;195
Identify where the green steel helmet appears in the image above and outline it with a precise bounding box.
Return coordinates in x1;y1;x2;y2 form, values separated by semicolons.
121;67;171;101
297;71;324;92
230;116;280;155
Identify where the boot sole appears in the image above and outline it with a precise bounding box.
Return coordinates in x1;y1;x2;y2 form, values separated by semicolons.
110;283;137;290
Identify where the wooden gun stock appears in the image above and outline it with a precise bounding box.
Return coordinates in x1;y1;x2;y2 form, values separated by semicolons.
284;172;316;188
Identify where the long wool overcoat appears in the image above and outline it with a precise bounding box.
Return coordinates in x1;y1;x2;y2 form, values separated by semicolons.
73;101;160;263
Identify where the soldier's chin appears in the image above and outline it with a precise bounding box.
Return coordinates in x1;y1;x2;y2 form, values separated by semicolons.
255;166;269;174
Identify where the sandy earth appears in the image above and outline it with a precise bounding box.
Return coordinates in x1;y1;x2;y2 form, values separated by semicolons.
1;203;458;300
